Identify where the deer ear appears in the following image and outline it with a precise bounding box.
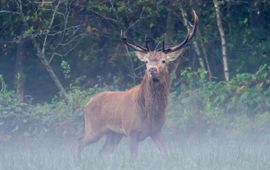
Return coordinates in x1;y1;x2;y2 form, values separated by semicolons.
135;51;147;62
166;49;184;62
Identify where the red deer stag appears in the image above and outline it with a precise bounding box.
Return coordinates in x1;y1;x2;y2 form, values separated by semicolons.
78;10;198;158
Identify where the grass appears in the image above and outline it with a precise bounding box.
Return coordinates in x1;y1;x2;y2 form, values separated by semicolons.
0;136;270;170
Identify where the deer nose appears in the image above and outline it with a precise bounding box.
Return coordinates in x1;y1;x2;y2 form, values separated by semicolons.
148;67;158;75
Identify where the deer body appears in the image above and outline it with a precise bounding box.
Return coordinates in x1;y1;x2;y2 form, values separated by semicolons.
78;10;198;158
84;72;169;140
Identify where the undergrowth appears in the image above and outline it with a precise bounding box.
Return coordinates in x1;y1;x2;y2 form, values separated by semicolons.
0;65;270;140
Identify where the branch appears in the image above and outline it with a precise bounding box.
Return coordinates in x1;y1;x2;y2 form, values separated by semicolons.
16;0;71;102
41;0;61;55
89;9;120;27
0;10;20;15
126;7;146;32
49;34;85;63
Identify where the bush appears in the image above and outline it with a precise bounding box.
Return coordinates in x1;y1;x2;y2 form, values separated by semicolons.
0;79;102;140
167;65;270;138
1;65;270;140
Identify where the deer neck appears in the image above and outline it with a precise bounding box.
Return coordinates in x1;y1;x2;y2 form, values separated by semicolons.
139;71;170;118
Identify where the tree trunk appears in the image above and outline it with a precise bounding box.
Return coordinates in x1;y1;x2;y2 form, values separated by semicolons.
16;0;70;102
179;6;205;68
15;38;26;102
165;0;175;45
197;29;213;80
187;0;212;79
213;0;229;81
33;40;70;102
166;0;182;76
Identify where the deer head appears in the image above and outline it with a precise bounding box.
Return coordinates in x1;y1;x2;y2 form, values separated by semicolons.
121;10;198;82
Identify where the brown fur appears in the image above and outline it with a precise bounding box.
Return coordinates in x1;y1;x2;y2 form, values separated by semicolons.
78;48;189;158
78;52;180;158
78;11;198;158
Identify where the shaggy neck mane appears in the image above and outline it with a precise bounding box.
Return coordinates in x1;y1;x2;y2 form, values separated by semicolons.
138;72;170;118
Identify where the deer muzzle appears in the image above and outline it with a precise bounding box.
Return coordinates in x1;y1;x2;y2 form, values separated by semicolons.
148;67;158;75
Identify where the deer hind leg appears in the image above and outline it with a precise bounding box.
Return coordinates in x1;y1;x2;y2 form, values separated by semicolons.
100;132;122;154
77;131;103;160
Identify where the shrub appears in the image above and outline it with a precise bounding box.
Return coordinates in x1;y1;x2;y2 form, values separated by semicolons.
0;79;102;140
1;65;270;140
167;65;270;138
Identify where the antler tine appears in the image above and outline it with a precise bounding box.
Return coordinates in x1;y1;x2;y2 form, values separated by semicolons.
162;40;165;52
164;10;199;53
120;30;148;53
120;30;126;39
144;35;150;51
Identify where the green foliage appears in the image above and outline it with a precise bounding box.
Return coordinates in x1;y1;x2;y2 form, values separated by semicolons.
60;60;71;80
0;1;270;140
1;66;270;140
0;89;35;137
0;84;103;139
1;0;270;101
167;65;270;138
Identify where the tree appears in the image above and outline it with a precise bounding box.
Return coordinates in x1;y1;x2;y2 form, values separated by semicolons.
1;0;270;102
15;38;26;102
179;5;212;79
15;0;86;102
213;0;229;81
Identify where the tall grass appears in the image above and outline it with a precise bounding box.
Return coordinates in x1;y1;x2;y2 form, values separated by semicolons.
0;137;269;170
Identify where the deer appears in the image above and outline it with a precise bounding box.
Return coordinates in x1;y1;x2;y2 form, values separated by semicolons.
78;10;198;159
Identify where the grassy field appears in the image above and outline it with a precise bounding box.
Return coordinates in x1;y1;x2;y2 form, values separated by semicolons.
0;136;269;170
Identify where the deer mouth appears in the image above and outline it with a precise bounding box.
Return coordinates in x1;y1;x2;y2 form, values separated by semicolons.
148;72;160;82
152;78;160;82
148;73;160;83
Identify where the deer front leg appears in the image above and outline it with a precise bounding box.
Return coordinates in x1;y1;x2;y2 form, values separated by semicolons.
129;135;139;158
151;133;168;155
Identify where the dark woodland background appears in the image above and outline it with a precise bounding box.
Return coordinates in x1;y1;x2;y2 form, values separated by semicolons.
0;0;270;140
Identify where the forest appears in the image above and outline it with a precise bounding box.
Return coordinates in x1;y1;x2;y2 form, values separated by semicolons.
1;1;270;170
0;0;270;141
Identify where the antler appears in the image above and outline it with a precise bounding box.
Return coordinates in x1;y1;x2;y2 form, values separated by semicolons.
121;30;149;53
163;10;199;53
162;40;165;52
144;35;150;51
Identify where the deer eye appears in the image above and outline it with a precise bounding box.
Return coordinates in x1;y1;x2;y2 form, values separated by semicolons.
162;60;166;63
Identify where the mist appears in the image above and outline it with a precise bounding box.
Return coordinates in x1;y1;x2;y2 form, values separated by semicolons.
1;130;270;170
1;0;270;169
